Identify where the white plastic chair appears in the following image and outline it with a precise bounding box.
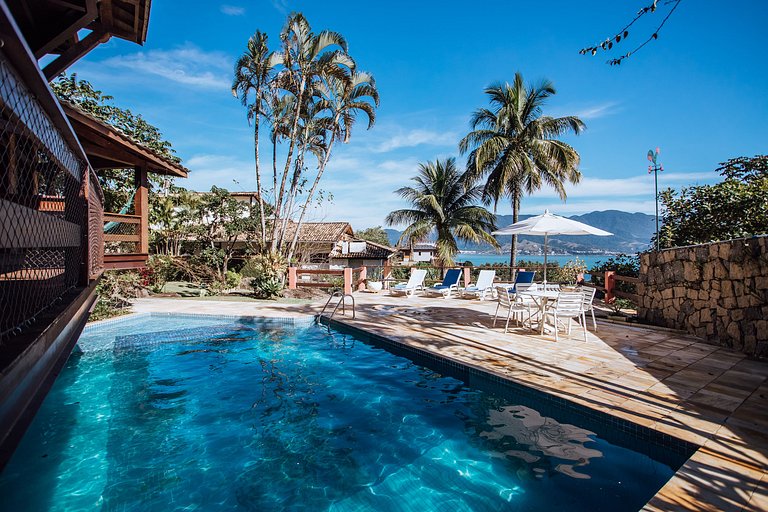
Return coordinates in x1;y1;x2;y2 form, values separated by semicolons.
544;292;586;342
462;270;496;300
580;287;598;331
493;286;533;333
389;269;427;297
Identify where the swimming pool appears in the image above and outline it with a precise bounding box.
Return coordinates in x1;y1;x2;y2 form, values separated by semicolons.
0;314;693;511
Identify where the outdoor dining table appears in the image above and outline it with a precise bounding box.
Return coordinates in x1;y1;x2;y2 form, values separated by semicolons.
517;289;560;335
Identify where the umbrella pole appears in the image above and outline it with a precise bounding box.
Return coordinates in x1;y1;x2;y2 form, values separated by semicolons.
543;234;548;284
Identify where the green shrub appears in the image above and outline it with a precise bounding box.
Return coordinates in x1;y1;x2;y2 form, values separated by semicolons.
90;270;144;322
589;253;640;298
548;257;587;285
610;298;636;314
247;252;286;299
225;270;241;289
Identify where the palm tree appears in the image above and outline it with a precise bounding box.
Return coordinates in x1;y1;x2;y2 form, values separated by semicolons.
459;72;585;267
270;13;353;252
385;158;498;267
232;31;274;247
286;69;379;262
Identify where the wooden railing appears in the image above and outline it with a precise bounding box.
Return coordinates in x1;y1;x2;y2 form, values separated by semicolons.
287;266;367;294
103;213;141;243
102;212;148;269
583;270;640;304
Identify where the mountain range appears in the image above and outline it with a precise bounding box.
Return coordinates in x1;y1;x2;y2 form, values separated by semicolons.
384;210;656;254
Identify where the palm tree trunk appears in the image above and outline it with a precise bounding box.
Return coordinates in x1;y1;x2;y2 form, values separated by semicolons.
270;79;306;253
253;115;267;247
277;123;311;251
509;188;520;276
286;131;338;263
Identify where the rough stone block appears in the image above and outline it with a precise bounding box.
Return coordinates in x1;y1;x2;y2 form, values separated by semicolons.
726;321;741;341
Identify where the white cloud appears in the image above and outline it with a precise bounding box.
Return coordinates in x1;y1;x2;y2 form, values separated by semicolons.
220;4;245;15
571;102;621;120
101;45;231;90
270;0;290;14
372;129;458;153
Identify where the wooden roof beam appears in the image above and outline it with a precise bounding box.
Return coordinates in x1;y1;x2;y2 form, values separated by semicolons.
42;24;109;81
33;0;96;58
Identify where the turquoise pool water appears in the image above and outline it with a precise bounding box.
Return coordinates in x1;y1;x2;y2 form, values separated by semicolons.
0;314;689;511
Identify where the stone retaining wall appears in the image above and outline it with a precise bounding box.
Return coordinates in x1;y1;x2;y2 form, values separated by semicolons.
637;236;768;358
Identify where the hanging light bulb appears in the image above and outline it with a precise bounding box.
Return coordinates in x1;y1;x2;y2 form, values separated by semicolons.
652;33;658;40
624;30;629;38
591;48;597;56
616;35;621;43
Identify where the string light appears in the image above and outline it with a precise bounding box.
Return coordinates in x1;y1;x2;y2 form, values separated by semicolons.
578;0;682;66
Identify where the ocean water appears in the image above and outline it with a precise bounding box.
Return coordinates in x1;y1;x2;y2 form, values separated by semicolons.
457;253;612;268
0;315;686;511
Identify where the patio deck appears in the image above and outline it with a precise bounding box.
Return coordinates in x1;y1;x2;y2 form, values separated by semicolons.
129;294;767;511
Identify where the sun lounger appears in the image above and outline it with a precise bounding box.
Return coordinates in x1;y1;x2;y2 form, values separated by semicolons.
389;268;427;297
422;268;462;298
462;270;496;300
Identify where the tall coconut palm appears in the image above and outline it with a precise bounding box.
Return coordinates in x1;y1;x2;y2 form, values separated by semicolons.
270;13;353;252
286;69;379;262
459;72;585;267
385;158;498;267
232;31;274;246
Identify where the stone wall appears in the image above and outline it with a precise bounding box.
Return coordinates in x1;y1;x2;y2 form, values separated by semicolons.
637;236;768;358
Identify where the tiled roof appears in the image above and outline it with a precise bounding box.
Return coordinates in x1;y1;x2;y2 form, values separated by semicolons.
332;239;396;259
283;222;354;243
412;242;436;251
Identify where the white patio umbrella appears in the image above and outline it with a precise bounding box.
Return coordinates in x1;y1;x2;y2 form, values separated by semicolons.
492;210;613;283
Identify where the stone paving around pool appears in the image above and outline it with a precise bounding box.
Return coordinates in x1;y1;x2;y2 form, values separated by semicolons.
129;294;767;511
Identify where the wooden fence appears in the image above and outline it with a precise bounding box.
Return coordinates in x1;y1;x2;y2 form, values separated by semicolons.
583;270;640;304
287;266;367;295
288;264;640;304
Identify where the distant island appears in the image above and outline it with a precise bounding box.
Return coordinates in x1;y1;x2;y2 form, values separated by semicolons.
386;210;656;255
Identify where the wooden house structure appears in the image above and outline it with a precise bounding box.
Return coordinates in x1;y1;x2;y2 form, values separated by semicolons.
0;0;169;469
62;102;189;270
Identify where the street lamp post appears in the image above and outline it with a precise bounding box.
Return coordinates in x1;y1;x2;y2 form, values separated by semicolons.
647;147;664;251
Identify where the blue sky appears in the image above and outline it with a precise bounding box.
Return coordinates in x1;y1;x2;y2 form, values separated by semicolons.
68;1;768;229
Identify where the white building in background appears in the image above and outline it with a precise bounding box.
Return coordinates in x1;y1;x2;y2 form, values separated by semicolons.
400;242;437;264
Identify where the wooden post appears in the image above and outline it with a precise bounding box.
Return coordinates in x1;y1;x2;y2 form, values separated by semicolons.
134;166;149;255
383;261;392;290
605;270;616;303
288;267;297;289
463;267;471;287
358;266;367;291
343;267;353;295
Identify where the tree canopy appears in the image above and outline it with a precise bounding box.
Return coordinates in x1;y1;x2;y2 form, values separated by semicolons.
52;73;179;162
232;13;379;261
355;226;391;247
386;158;498;266
459;72;584;266
655;155;768;248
